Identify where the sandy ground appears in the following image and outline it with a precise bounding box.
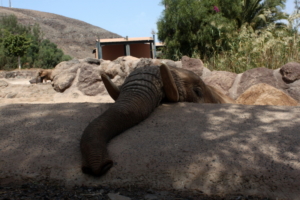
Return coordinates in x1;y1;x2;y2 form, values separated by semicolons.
1;78;300;199
0;78;114;104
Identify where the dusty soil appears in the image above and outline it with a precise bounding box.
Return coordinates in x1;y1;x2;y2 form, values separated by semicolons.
0;183;269;200
0;79;291;200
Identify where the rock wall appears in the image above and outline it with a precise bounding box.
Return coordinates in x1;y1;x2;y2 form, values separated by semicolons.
1;56;300;106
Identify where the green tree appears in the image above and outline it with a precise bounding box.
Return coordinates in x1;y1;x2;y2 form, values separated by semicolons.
157;0;288;60
34;39;71;68
157;0;237;60
0;14;72;70
3;33;31;69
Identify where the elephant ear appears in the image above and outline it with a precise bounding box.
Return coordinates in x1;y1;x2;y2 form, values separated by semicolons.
101;72;120;101
160;63;179;102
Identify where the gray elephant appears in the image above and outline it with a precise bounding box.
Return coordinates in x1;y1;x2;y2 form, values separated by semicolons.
80;64;235;176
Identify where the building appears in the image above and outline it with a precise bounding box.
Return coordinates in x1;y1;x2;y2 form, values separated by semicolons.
93;36;159;60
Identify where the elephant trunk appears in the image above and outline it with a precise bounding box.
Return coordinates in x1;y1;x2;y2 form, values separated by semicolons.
80;66;163;176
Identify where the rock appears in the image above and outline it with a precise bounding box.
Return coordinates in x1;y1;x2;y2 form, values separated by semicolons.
107;193;131;200
203;71;237;96
155;59;177;68
135;58;153;69
181;56;204;76
236;67;279;98
273;68;289;90
4;70;39;79
284;79;300;102
83;57;102;65
51;60;80;92
175;61;182;68
0;71;5;78
6;92;17;98
201;67;212;79
236;83;298;106
0;80;9;88
77;63;104;96
280;62;300;83
29;77;42;84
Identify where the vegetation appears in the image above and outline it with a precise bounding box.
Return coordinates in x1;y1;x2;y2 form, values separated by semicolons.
157;0;300;73
0;15;72;70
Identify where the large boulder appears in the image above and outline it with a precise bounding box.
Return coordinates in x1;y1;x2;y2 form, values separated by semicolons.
284;80;300;102
236;67;284;98
236;83;299;106
203;71;237;96
52;60;81;92
280;62;300;83
181;56;204;77
0;80;9;88
77;63;104;96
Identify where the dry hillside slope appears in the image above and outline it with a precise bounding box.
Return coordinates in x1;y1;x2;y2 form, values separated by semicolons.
0;7;122;59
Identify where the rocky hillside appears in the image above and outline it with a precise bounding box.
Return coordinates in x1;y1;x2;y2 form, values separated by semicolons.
0;7;121;59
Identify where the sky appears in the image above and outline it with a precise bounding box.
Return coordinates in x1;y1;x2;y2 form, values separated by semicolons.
0;0;296;39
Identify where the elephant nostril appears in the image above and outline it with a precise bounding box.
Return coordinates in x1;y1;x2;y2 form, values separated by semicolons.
82;166;93;175
81;160;113;177
100;160;113;176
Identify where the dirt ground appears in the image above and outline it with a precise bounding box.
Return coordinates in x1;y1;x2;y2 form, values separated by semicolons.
0;79;299;200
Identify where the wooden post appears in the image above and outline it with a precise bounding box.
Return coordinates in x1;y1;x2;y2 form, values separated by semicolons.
18;56;21;69
125;44;130;56
96;40;102;59
152;34;156;59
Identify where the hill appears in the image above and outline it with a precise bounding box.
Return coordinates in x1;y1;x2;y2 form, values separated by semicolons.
0;7;122;59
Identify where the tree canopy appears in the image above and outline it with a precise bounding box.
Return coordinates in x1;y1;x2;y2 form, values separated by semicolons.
157;0;288;60
0;14;72;70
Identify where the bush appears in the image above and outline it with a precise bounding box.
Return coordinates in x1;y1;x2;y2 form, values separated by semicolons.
0;15;72;70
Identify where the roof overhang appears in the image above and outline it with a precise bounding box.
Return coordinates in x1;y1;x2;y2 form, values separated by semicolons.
97;37;154;45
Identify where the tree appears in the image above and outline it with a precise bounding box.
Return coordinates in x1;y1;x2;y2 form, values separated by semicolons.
157;0;288;60
0;14;72;70
3;33;31;69
157;0;238;60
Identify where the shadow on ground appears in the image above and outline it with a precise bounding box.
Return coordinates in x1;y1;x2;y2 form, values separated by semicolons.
0;103;299;199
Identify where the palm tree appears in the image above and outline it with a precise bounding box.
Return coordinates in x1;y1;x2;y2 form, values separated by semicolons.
236;0;287;30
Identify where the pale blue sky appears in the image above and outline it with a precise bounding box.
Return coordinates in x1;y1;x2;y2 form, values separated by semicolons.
0;0;296;38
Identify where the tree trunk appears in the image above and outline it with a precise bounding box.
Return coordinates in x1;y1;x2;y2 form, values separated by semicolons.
18;56;21;69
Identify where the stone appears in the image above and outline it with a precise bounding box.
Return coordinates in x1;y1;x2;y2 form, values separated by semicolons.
236;67;278;98
0;71;6;78
280;62;300;83
236;83;298;106
6;92;17;98
83;57;102;65
0;80;9;88
4;70;38;79
77;63;104;96
175;61;182;68
201;67;212;79
284;79;300;102
203;71;237;96
51;60;80;92
181;56;204;76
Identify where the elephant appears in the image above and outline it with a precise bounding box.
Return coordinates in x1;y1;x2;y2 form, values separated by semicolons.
29;69;53;84
80;63;235;176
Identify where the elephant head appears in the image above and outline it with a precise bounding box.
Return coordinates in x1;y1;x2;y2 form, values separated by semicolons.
80;64;234;176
